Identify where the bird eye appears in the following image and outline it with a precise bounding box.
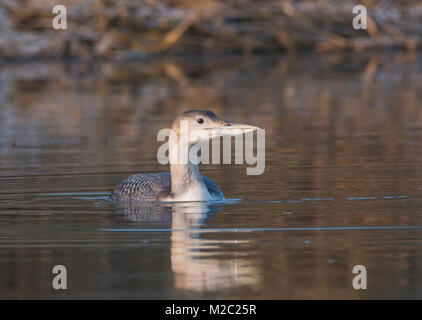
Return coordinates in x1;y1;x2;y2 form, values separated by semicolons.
197;118;204;124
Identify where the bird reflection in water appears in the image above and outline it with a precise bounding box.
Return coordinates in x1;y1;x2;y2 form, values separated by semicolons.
114;201;261;292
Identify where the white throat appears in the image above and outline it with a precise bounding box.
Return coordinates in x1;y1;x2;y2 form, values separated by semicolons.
166;136;213;202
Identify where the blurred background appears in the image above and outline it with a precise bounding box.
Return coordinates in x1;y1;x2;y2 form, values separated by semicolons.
0;0;421;59
1;0;422;299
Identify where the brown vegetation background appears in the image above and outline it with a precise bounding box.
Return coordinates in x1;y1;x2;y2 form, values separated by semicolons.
1;0;422;59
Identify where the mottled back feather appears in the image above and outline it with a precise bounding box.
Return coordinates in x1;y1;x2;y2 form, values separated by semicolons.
110;172;171;201
110;172;223;202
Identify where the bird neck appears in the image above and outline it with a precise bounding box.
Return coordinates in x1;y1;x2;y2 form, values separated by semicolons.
168;135;204;198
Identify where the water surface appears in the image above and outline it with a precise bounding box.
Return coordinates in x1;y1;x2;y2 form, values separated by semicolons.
1;53;422;299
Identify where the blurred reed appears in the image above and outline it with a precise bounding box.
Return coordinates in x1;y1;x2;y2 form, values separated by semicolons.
0;0;421;59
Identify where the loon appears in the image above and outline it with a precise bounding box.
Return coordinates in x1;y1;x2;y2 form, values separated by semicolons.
110;110;258;202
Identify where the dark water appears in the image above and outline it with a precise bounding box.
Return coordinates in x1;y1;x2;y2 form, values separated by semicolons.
1;53;422;299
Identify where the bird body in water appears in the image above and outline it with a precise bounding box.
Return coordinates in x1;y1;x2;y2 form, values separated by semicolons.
110;110;258;202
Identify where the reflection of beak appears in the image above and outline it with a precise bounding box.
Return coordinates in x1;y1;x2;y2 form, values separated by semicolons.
206;122;259;136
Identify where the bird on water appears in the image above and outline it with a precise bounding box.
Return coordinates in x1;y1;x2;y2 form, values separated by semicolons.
110;110;258;202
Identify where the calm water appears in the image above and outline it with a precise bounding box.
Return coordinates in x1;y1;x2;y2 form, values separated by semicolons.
1;53;422;299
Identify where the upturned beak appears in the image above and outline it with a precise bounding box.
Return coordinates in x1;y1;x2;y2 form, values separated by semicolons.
205;121;259;136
